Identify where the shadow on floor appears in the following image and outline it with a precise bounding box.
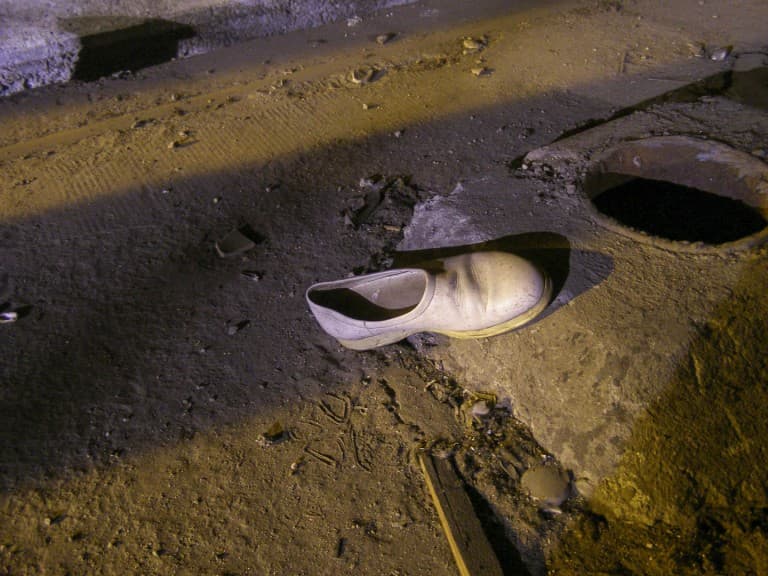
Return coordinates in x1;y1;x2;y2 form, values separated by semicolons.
60;17;196;81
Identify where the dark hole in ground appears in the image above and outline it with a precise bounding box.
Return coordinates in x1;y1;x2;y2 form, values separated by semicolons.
70;19;196;81
592;177;767;244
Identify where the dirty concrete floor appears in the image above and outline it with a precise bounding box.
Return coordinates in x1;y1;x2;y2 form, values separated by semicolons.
1;0;767;574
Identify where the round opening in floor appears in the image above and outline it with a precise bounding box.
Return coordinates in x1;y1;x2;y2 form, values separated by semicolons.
592;176;767;245
583;136;768;250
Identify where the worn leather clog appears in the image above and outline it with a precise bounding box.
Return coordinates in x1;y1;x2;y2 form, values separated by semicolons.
306;251;551;350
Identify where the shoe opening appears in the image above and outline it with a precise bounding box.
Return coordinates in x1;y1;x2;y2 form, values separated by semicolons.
309;270;426;322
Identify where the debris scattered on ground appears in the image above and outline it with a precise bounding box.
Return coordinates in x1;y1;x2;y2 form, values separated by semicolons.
471;67;490;77
348;176;386;226
346;15;363;27
419;451;505;576
402;349;578;571
344;175;425;230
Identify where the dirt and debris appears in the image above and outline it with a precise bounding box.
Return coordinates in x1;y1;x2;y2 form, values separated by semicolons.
1;0;767;575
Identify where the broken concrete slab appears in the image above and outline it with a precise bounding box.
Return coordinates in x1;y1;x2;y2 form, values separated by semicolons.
400;94;768;500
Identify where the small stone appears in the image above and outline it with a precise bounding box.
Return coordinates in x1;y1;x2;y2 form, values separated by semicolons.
263;421;285;442
470;400;492;418
376;33;396;45
44;514;66;526
686;41;706;58
0;311;17;324
709;45;732;61
521;465;571;508
167;141;179;149
471;67;490;77
349;67;375;85
463;37;486;53
241;270;263;281
226;319;250;335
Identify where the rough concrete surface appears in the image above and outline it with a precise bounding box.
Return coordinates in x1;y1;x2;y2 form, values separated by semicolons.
0;0;416;95
1;0;768;574
401;96;768;497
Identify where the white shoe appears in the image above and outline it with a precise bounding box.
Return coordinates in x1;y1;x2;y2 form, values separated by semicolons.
306;251;551;350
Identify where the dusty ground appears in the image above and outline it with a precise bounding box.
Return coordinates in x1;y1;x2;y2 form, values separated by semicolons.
1;0;767;574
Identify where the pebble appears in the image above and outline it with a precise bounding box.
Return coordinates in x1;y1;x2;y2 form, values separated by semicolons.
241;270;263;282
376;33;396;45
227;319;250;335
686;41;706;58
263;421;285;442
470;400;492;418
709;45;732;61
350;67;375;85
521;465;571;507
0;311;18;323
471;67;490;77
463;37;486;53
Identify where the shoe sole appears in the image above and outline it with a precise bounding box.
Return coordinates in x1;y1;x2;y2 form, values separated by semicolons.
339;274;553;350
